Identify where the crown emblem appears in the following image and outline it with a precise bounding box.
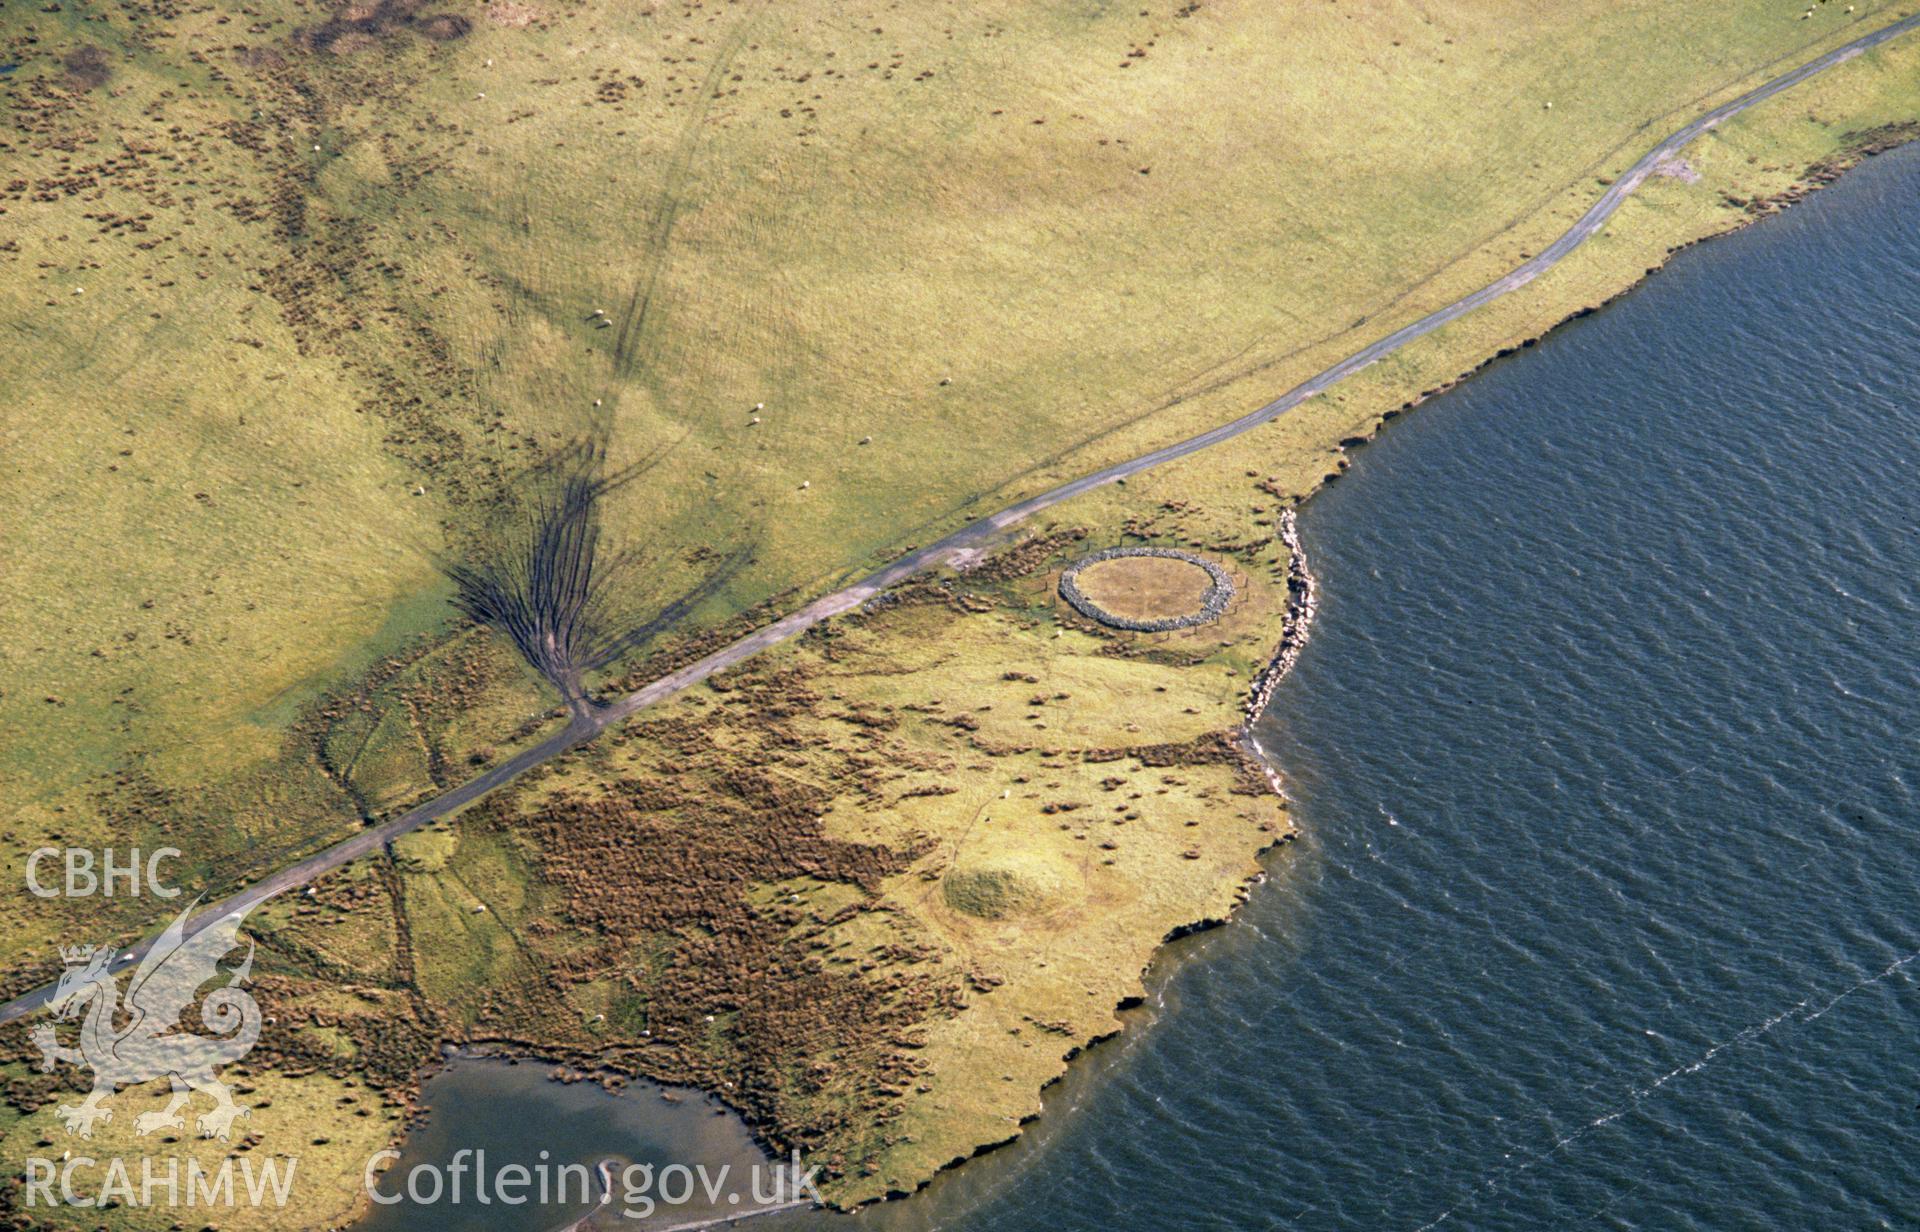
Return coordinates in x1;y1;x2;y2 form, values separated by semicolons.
58;944;98;967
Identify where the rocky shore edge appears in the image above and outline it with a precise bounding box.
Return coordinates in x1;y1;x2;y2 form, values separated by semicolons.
1242;509;1318;734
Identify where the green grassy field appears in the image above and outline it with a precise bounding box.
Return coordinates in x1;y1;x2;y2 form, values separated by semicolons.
6;0;1916;822
5;0;1920;1223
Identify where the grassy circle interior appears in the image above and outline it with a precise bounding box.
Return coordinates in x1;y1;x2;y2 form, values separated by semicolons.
1071;554;1217;624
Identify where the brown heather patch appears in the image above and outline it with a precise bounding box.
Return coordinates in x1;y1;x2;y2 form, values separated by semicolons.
61;45;109;92
486;1;541;29
297;0;471;56
469;737;956;1170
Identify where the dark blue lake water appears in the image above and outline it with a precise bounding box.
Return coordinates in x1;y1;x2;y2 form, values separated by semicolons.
362;143;1920;1231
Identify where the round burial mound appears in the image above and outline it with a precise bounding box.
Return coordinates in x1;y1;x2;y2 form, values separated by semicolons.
942;849;1075;920
1058;547;1234;632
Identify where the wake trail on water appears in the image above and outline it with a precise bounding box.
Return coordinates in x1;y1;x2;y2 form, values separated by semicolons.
1408;942;1920;1231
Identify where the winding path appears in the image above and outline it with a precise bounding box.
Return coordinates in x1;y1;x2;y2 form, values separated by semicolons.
5;11;1917;1026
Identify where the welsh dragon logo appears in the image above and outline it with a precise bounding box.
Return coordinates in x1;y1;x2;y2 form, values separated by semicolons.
32;899;264;1141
